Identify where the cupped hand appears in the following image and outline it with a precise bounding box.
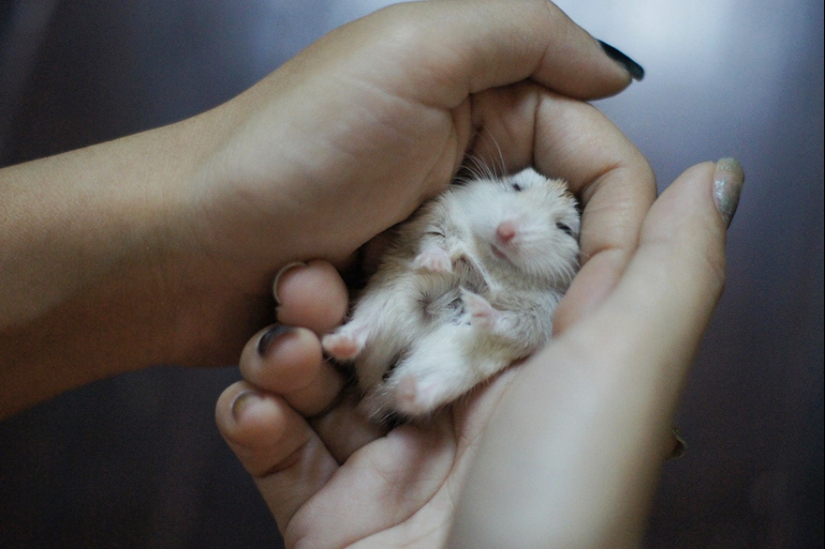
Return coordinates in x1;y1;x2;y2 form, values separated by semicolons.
216;159;743;548
0;1;649;418
196;0;637;263
450;159;743;548
217;259;520;549
167;0;651;366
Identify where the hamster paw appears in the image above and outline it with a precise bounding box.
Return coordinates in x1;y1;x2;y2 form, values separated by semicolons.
413;248;452;273
321;331;364;360
461;289;501;332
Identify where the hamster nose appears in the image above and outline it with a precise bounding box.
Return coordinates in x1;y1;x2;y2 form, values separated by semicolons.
496;221;517;243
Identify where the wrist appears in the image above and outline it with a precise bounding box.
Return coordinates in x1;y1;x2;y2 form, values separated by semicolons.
0;117;212;325
0;118;222;417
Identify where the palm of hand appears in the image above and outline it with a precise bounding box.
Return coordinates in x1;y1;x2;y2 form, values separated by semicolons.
279;372;513;549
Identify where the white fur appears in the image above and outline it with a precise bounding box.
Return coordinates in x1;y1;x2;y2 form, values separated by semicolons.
322;168;581;422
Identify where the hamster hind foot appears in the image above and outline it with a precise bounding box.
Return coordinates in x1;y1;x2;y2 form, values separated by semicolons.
359;371;453;421
461;288;504;334
359;324;494;421
393;373;443;417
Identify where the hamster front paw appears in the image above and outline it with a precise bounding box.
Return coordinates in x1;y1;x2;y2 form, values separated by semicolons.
413;247;452;273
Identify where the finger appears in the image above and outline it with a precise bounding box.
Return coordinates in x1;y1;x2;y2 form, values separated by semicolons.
347;0;636;104
241;326;385;463
274;259;348;333
543;101;656;330
468;84;657;329
601;159;742;350
547;160;738;504
241;325;344;417
309;391;387;464
536;161;736;456
270;260;390;454
453;160;744;545
216;382;339;532
269;261;387;456
536;91;657;331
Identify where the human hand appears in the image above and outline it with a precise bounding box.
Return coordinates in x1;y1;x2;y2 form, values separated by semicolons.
216;159;743;548
450;158;744;548
167;0;650;365
0;0;646;417
216;259;523;548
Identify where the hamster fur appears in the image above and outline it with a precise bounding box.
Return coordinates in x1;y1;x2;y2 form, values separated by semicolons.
322;167;581;423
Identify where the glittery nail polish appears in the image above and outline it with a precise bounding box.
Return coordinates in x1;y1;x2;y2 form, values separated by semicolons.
257;325;292;357
598;40;645;81
713;157;745;228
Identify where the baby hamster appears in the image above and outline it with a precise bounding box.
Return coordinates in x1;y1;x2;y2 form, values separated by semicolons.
322;167;581;423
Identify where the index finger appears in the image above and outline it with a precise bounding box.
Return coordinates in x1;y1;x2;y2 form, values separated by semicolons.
536;93;658;330
469;84;657;329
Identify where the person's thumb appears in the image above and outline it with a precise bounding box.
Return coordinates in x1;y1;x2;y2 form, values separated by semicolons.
599;158;744;361
449;160;744;549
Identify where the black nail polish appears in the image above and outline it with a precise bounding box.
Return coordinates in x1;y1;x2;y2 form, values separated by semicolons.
598;40;645;81
257;325;292;357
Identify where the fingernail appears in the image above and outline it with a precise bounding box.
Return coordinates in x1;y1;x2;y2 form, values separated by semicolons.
257;325;293;357
713;157;745;228
272;261;307;305
598;40;645;81
231;390;260;421
668;426;688;460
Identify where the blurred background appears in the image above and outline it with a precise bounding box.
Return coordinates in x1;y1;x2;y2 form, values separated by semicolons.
0;0;821;547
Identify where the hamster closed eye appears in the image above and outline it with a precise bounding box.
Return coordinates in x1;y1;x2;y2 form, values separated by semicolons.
321;167;581;423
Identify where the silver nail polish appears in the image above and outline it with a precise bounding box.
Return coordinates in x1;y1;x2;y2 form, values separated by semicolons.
713;157;745;228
